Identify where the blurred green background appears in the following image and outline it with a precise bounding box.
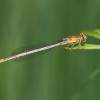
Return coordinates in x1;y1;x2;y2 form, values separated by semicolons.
0;0;100;100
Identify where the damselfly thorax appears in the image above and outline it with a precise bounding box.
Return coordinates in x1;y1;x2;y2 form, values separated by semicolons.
63;32;87;46
0;32;87;63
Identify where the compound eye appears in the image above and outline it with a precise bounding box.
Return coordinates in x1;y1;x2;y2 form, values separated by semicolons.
80;32;87;42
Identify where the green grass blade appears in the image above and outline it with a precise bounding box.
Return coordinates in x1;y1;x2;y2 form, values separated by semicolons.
65;44;100;50
84;29;100;39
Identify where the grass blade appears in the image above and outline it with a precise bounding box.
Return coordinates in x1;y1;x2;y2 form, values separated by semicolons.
65;44;100;50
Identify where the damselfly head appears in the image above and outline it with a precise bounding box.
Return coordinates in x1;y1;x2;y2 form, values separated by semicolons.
80;32;87;42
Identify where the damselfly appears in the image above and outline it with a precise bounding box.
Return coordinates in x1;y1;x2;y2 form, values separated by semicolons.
0;32;87;63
